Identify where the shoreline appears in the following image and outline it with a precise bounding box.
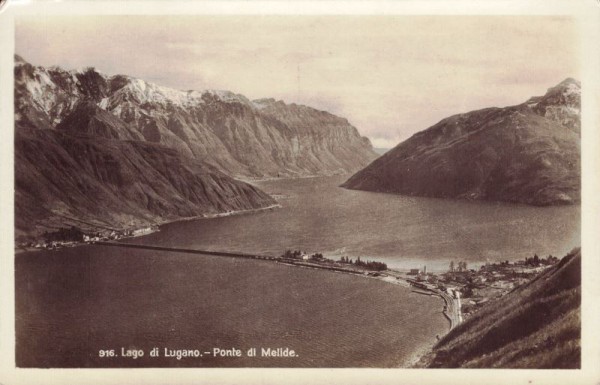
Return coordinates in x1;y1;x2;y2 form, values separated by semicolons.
14;203;282;255
17;199;554;368
89;239;455;368
273;260;449;368
238;173;347;184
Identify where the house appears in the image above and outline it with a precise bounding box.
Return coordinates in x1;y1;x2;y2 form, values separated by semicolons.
408;268;420;275
133;227;153;236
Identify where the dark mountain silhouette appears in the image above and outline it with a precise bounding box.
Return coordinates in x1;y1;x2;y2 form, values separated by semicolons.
342;79;580;206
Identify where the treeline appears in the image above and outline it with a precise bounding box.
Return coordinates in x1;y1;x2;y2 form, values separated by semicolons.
338;256;387;271
449;260;468;272
280;249;325;261
525;254;559;266
281;249;303;259
280;250;388;271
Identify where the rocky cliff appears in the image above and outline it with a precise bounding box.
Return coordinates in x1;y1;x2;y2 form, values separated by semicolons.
15;55;377;179
342;79;580;206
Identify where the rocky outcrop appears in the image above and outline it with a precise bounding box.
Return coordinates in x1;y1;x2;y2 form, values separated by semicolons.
342;79;580;206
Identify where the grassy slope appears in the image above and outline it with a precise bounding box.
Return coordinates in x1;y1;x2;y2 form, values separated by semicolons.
418;248;580;368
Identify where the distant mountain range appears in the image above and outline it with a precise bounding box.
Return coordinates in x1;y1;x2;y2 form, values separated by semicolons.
417;248;580;368
343;79;581;206
14;55;377;237
15;55;377;179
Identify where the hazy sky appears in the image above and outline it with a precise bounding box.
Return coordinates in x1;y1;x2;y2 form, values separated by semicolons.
16;16;579;148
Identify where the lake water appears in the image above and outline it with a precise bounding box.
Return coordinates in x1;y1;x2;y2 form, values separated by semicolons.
15;175;580;367
16;247;447;368
132;175;580;271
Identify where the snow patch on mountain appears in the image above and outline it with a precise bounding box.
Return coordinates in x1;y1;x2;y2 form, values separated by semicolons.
15;56;259;119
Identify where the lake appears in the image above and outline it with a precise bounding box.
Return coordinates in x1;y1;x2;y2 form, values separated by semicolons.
16;247;447;367
15;175;580;367
132;175;580;271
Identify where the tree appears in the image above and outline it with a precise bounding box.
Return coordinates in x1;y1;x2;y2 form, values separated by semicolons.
450;261;455;272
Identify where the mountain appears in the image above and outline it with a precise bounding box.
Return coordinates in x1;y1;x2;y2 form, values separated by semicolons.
417;248;580;368
15;56;313;238
342;79;580;206
15;118;276;238
15;56;377;179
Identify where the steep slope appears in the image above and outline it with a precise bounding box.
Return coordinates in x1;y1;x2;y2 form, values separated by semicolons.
15;126;275;238
417;248;580;368
252;98;376;175
15;55;377;179
15;54;378;237
342;79;580;206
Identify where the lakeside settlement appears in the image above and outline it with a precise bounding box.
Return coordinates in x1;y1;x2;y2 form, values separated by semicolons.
16;219;560;333
74;240;560;333
15;205;282;253
275;250;560;328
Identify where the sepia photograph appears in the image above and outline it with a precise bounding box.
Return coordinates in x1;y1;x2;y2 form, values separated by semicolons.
2;1;600;384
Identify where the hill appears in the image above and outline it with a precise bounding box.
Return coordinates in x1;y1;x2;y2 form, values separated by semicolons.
417;248;581;368
342;79;580;206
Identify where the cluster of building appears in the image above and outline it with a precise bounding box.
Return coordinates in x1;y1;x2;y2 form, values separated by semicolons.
27;240;79;250
405;255;559;319
17;226;156;251
83;226;155;243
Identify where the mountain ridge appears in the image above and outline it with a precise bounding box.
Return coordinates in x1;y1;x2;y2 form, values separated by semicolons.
342;79;580;206
15;55;378;179
15;55;378;238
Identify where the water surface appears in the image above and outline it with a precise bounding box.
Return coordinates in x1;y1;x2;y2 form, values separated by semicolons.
134;175;580;271
16;247;447;367
16;175;579;367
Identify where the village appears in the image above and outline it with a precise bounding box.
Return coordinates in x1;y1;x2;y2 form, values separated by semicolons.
279;249;561;326
17;230;560;326
15;225;157;252
401;254;560;320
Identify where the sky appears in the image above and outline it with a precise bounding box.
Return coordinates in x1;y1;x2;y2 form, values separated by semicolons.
16;16;579;148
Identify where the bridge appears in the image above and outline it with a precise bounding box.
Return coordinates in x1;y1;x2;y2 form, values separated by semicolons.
96;241;281;260
95;241;461;328
95;241;367;275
